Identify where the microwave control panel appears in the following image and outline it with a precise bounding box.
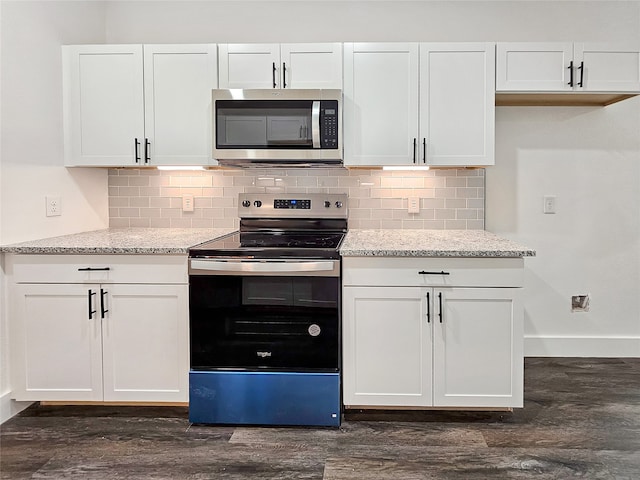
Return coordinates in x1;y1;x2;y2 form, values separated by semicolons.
320;101;339;149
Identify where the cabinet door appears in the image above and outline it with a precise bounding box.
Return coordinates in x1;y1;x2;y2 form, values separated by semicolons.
101;284;189;402
496;42;573;91
432;288;523;408
143;45;218;166
343;286;432;407
343;43;419;166
419;43;495;166
11;284;103;401
218;44;280;88
63;45;145;166
280;43;343;89
574;43;640;92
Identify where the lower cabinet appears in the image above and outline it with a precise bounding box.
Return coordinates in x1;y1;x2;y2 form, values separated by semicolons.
342;257;524;409
7;255;189;403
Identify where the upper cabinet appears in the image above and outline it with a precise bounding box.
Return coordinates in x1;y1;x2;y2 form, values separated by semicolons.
218;43;343;89
63;44;218;167
496;42;640;106
343;43;495;167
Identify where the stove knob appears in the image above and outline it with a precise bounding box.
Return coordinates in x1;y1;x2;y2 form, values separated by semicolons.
324;201;331;208
335;201;343;209
254;200;262;208
242;200;251;208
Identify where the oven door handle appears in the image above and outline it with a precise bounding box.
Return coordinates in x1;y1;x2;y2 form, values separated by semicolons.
190;259;337;274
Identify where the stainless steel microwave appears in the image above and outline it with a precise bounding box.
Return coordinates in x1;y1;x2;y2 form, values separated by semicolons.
212;89;342;167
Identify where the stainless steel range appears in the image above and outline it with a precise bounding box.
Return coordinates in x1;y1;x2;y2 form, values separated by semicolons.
188;193;347;427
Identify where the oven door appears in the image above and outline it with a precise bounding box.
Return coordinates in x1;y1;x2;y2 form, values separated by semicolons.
189;258;340;371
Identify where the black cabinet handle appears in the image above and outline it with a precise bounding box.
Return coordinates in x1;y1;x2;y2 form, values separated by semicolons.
426;291;431;323
144;138;150;164
567;60;574;87
578;61;584;88
418;270;450;275
78;267;111;272
412;138;417;163
422;138;426;163
438;292;443;323
100;288;109;319
134;138;140;163
282;62;287;88
272;62;277;88
88;290;96;320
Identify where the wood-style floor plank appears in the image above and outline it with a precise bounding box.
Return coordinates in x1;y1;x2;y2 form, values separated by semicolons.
1;358;639;479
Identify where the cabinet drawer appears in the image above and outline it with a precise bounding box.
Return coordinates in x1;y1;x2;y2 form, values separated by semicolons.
342;257;523;288
7;254;188;284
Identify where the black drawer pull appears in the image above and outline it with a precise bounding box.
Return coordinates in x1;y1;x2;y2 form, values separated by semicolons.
418;270;450;275
78;267;111;272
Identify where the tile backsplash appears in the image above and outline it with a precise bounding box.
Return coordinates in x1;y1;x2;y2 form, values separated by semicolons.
108;168;484;230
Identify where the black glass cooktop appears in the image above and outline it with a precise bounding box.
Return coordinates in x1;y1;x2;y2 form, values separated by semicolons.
190;231;345;259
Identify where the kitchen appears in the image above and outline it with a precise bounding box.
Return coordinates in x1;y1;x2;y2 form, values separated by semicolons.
1;0;639;478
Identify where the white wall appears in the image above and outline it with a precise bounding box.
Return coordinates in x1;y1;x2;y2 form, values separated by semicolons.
103;0;640;357
0;0;110;423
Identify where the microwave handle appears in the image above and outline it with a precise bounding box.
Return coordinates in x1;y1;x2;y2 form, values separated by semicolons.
311;101;321;148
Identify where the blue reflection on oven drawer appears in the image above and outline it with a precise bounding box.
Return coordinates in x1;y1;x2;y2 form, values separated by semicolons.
189;370;340;427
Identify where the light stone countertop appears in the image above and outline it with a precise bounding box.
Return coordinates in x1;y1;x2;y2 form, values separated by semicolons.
339;229;536;258
0;228;236;255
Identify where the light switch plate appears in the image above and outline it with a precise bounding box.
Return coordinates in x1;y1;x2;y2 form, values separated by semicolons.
182;194;194;212
408;197;420;214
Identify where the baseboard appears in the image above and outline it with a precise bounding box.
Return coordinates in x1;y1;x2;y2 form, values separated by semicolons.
525;335;640;357
0;391;33;424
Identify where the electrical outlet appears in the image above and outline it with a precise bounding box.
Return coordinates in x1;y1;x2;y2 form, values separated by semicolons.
182;194;194;212
543;195;556;214
408;197;420;214
46;196;61;217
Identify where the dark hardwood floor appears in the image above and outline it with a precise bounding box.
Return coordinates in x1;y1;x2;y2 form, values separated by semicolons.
2;358;639;479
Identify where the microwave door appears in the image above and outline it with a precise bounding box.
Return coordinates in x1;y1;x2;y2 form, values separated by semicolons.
218;115;267;147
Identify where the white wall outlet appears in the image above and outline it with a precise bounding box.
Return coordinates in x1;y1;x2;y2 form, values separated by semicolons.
543;195;556;214
182;194;194;212
46;196;61;217
408;197;420;214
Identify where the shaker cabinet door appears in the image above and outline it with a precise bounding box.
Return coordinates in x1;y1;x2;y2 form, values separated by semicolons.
280;43;343;89
432;288;523;408
143;44;218;166
342;286;432;407
496;42;573;91
343;43;419;166
419;43;495;166
101;284;189;402
218;44;281;89
63;45;145;166
11;284;104;401
574;43;640;92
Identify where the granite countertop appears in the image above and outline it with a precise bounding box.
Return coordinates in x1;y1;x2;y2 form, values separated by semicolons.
339;229;536;258
0;228;236;255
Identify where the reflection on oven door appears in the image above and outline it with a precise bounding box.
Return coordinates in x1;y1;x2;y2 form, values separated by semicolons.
242;277;293;306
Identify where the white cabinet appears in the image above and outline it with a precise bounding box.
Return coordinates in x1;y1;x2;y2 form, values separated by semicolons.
7;255;189;403
63;44;217;167
497;42;640;92
343;43;495;167
419;44;495;167
342;257;524;409
218;43;342;89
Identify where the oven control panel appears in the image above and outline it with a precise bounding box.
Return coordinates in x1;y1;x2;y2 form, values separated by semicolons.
274;199;311;209
238;193;348;219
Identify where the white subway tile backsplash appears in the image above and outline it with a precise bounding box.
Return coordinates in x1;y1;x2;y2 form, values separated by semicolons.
108;167;484;230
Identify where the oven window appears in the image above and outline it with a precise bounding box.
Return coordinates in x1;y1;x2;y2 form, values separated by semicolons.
189;275;339;370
